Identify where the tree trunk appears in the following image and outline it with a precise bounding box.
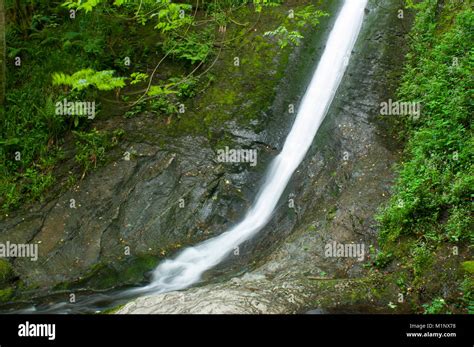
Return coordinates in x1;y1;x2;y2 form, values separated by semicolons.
0;0;5;105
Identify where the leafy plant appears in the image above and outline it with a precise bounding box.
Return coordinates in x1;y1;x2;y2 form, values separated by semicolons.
152;3;193;33
377;6;473;244
52;69;126;91
149;97;177;116
169;76;199;98
129;72;149;85
375;1;473;313
422;298;447;314
147;85;176;97
374;250;394;269
264;5;328;49
264;26;303;49
22;168;55;201
162;31;213;64
411;243;433;278
293;5;329;28
252;0;281;13
73;128;122;176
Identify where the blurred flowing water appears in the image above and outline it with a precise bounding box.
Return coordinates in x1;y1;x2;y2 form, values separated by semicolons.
130;0;369;296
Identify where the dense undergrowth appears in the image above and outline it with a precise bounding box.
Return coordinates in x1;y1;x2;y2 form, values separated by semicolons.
1;1;159;211
0;0;325;212
374;0;473;314
0;0;471;314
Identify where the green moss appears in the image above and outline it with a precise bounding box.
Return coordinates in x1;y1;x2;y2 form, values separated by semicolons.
54;254;159;291
0;287;14;303
461;261;474;274
411;244;434;278
120;255;157;282
0;259;13;285
304;272;401;312
215;89;237;106
100;303;126;314
326;206;337;222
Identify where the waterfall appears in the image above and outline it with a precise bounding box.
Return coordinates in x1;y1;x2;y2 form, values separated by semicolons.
133;0;369;295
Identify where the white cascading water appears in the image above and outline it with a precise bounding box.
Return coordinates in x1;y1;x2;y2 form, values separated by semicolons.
134;0;368;295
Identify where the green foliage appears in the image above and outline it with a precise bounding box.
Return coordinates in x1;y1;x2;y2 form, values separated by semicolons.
129;72;148;85
377;4;473;245
445;206;472;242
422;298;447;314
0;287;14;303
0;260;13;285
52;69;126;91
411;243;433;278
252;0;281;13
264;5;328;49
62;0;155;13
124;101;147;119
147;85;176;97
202;0;281;13
149;97;177;116
162;31;213;64
1;88;63;210
375;0;473;313
264;26;303;49
293;5;329;28
73;128;123;175
153;3;193;33
125;73;196;117
0;183;21;211
460;277;473;314
169;76;199;99
1;0;303;212
461;261;474;274
63;0;103;12
22;169;55;201
369;245;394;269
73;129;108;175
63;0;195;32
0;258;15;302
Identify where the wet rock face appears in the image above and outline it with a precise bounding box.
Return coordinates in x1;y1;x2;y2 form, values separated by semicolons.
0;2;336;295
117;0;411;314
0;0;409;314
0;120;256;289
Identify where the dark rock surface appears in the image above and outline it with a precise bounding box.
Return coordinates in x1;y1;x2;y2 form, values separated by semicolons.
0;0;411;314
118;0;412;314
0;1;343;299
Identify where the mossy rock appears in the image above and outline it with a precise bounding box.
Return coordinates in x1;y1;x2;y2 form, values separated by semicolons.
0;259;13;285
0;287;14;303
101;304;126;314
54;254;159;291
